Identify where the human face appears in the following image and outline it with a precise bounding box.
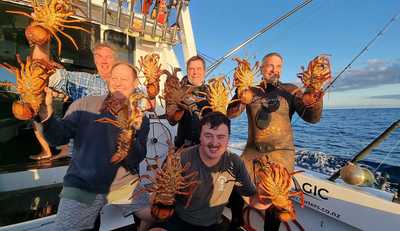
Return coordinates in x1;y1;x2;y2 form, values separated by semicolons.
93;47;116;80
261;55;283;84
187;59;205;87
199;123;229;165
109;64;138;99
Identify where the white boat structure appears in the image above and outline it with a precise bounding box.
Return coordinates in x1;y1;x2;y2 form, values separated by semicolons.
0;0;399;230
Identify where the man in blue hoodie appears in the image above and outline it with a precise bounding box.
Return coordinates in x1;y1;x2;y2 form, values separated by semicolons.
36;62;150;230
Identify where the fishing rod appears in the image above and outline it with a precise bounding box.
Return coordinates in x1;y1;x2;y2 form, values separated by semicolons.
324;10;400;92
205;0;314;77
328;120;400;182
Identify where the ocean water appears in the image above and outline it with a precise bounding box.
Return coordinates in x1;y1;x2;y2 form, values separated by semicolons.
229;108;400;192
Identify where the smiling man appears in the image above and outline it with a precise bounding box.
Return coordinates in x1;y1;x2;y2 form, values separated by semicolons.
29;42;116;160
228;52;325;230
165;55;211;148
153;112;260;231
36;62;151;230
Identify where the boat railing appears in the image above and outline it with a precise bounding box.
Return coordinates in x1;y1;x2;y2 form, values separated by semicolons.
3;0;188;45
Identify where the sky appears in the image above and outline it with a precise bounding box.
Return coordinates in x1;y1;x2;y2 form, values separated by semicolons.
178;0;400;108
1;0;399;108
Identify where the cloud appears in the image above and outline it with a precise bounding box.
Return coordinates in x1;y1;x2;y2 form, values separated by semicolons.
330;59;400;91
368;94;400;100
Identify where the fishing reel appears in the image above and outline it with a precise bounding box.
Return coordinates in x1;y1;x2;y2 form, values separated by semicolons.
340;162;376;187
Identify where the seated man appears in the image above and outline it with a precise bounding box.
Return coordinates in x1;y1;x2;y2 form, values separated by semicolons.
152;112;264;231
36;62;151;230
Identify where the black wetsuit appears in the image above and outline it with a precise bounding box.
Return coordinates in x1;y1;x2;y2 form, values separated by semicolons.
168;76;210;148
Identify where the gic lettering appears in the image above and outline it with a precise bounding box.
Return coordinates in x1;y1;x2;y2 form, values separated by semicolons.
302;183;329;200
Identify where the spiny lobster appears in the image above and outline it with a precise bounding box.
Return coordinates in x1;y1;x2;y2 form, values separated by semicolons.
132;144;200;220
96;92;149;164
7;0;89;54
0;54;59;120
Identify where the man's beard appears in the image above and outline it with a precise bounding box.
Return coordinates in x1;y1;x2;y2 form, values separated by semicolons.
265;74;280;87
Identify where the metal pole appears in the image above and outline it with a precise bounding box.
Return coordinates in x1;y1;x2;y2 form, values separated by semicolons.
328;120;400;182
87;0;92;20
129;0;137;30
205;0;313;76
102;0;108;25
172;0;183;43
117;0;123;27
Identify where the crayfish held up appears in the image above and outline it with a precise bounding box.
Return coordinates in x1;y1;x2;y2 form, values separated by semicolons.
233;58;260;104
297;55;332;106
96;92;150;164
0;55;59;120
7;0;89;54
132;145;200;220
254;156;305;230
139;53;163;98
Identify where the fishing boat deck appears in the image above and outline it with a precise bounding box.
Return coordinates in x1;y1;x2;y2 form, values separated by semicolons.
0;157;70;174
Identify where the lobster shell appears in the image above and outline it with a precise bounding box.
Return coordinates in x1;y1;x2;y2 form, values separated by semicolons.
25;23;51;46
151;203;175;220
12;101;35;120
239;88;254;104
147;83;160;98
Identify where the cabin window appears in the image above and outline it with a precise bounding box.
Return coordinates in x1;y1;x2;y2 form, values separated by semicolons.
104;30;135;64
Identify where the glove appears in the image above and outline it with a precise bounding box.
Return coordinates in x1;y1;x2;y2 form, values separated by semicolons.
302;89;323;107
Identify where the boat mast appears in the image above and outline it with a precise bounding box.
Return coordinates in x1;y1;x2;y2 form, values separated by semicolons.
178;0;198;62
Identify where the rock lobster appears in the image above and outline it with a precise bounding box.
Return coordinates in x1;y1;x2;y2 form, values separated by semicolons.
250;156;305;231
297;55;332;106
132;144;200;220
233;58;260;104
96;92;150;164
0;55;59;120
139;53;163;99
7;0;89;55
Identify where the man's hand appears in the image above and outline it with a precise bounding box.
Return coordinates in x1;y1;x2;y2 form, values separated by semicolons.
38;87;55;122
179;95;199;114
131;107;144;130
302;90;323;107
50;88;69;102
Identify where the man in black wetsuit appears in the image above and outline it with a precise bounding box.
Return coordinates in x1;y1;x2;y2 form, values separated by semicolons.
228;52;324;230
165;55;209;148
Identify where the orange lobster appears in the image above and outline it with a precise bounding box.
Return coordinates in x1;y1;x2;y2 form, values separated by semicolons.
132;144;200;220
0;55;59;120
7;0;89;55
139;53;163;98
96;92;150;164
297;55;332;106
252;156;305;231
198;77;239;116
160;68;199;111
233;58;260;104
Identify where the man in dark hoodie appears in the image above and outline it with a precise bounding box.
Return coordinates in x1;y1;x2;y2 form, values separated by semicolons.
227;52;324;230
36;62;151;230
165;55;210;148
